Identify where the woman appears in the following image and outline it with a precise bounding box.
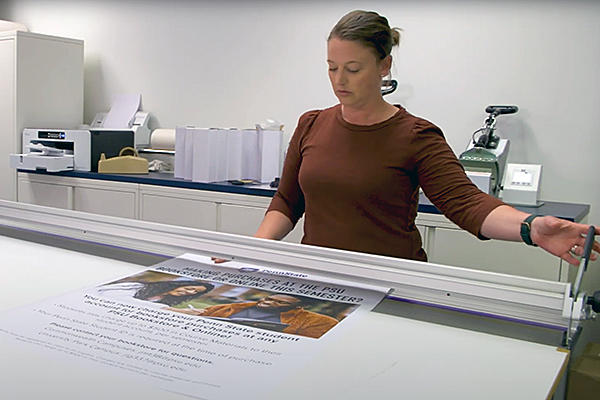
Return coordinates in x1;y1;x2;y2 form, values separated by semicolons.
95;279;215;307
255;10;598;266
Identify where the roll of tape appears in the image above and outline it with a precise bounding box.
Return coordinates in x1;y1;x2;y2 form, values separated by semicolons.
150;129;176;150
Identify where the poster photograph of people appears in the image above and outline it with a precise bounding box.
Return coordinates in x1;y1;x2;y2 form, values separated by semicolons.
0;254;388;399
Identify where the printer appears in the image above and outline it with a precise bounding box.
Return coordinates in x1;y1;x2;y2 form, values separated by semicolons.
10;129;134;172
91;111;150;149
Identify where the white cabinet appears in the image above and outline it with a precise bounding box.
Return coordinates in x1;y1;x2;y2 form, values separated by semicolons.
18;179;72;210
416;213;566;281
138;184;304;243
0;38;16;202
73;180;138;219
431;227;562;280
18;173;73;209
1;31;83;201
218;203;304;243
18;173;138;219
218;203;266;235
139;185;219;230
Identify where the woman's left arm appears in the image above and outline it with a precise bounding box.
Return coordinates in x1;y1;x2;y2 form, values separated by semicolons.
480;205;599;266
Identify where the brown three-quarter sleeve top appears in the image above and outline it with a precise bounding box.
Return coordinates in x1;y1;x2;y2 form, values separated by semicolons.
267;104;505;261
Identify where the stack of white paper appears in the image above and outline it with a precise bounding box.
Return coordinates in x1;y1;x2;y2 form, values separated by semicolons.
191;128;228;183
174;127;187;179
190;128;212;182
215;130;228;182
257;129;283;183
184;129;195;180
226;129;243;181
241;129;260;181
174;126;282;183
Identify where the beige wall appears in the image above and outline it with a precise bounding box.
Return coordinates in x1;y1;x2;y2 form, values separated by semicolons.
3;0;598;224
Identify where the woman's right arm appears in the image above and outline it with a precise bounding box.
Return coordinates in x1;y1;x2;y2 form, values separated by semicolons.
254;210;294;240
256;110;320;242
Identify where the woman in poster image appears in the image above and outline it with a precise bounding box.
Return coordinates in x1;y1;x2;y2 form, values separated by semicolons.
95;279;215;308
254;10;599;265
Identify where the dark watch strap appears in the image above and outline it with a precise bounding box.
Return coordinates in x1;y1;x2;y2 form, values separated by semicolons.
520;214;538;247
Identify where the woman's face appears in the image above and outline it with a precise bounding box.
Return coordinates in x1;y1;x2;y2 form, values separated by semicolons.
327;38;391;108
166;285;208;297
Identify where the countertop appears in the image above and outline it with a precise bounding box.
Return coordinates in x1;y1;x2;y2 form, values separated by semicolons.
20;170;590;222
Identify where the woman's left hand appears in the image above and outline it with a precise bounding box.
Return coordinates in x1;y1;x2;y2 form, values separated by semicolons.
531;216;599;266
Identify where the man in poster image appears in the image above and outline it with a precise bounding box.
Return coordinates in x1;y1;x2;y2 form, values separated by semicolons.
175;294;339;338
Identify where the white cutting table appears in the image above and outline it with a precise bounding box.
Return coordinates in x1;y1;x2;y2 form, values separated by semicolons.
0;234;568;400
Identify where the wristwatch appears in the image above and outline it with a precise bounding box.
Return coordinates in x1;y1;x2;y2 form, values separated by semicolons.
520;214;538;247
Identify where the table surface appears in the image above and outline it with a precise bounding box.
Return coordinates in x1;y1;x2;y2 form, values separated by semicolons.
0;234;568;400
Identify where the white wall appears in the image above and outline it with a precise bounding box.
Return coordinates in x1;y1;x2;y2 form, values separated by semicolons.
2;0;599;224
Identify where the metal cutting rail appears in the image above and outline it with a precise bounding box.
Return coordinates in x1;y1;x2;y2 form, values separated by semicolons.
0;199;577;334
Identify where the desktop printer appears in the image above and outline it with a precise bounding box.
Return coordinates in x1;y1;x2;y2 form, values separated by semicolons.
10;129;134;172
91;111;150;149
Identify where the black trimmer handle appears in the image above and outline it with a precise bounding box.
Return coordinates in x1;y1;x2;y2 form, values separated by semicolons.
581;225;597;272
571;226;596;298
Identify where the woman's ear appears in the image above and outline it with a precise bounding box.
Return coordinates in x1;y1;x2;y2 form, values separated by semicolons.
380;55;392;77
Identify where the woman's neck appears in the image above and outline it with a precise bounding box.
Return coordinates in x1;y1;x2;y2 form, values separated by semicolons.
341;99;398;126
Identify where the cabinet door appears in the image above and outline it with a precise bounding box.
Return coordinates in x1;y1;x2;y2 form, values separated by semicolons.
74;186;137;219
429;227;561;281
0;38;16;201
285;218;304;243
18;180;72;209
140;193;217;230
218;203;264;236
218;203;303;243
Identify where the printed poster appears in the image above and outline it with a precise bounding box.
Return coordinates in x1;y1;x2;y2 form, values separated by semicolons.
0;254;389;399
